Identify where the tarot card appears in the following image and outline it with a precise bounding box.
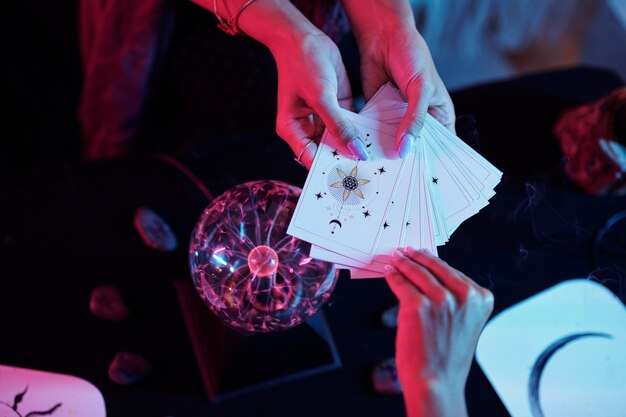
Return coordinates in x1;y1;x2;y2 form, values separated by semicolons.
309;244;373;270
366;146;418;270
360;84;501;202
425;168;449;246
403;140;439;253
423;129;479;232
426;114;502;193
309;147;417;275
360;84;451;248
360;83;408;115
348;265;383;279
288;109;409;264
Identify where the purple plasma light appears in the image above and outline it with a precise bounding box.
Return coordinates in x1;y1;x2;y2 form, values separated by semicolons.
189;180;338;334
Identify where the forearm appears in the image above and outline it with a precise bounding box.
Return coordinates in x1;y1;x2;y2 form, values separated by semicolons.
189;0;322;51
341;0;417;42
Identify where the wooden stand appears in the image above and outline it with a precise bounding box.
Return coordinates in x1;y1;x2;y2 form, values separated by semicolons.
174;279;342;402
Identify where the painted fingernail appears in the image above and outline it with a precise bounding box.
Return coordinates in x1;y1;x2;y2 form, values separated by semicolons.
347;137;369;160
398;133;415;158
384;264;395;272
391;250;403;259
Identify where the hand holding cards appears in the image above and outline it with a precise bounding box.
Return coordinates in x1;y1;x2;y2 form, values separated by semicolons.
288;83;502;278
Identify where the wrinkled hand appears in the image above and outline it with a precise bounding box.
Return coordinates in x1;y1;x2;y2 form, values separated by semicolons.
359;28;455;157
385;247;493;417
270;32;367;169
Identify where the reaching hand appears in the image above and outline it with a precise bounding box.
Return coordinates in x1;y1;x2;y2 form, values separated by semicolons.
196;0;371;170
270;32;368;169
358;27;456;158
385;247;494;417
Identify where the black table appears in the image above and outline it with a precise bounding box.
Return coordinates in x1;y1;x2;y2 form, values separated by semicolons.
1;68;624;417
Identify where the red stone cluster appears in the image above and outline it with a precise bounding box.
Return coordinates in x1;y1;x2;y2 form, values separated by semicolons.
554;88;626;196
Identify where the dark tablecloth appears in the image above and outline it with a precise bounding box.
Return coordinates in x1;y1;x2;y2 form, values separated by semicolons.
1;67;625;417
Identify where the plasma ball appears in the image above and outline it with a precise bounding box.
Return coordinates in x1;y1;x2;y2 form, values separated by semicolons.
189;180;338;333
248;245;279;277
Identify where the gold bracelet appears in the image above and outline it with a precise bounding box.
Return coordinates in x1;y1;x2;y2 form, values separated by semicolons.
215;0;261;36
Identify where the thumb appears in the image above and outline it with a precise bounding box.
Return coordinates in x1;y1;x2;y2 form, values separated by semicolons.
314;93;369;161
397;77;432;158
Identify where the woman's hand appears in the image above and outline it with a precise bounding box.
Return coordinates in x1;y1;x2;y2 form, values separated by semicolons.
385;247;494;417
269;31;367;169
192;0;368;169
342;0;455;158
360;28;455;156
236;0;367;169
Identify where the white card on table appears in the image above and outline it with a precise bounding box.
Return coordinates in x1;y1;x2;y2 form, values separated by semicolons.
476;279;626;417
0;365;106;417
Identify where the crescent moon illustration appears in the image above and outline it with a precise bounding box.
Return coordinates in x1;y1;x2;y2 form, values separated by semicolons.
329;219;342;228
528;332;612;417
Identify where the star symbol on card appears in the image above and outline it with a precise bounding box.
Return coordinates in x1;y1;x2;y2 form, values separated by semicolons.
432;177;439;184
315;192;323;200
383;221;390;229
330;166;370;201
362;210;371;218
378;167;386;174
331;150;339;157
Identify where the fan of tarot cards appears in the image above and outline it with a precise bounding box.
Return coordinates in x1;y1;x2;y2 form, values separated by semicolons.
287;83;502;278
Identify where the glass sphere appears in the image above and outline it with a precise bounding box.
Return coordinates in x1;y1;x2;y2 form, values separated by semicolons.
189;180;338;334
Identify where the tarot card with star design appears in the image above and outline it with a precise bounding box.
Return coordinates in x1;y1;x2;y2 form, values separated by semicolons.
288;110;408;264
425;113;502;198
423;128;480;233
309;146;417;273
401;138;439;254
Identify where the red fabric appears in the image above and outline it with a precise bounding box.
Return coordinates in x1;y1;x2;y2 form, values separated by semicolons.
78;0;173;160
77;0;343;161
554;88;626;195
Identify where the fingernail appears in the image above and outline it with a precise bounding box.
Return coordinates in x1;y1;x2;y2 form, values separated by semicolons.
401;246;415;254
419;249;433;256
384;264;395;272
391;250;403;259
398;133;416;158
347;137;369;160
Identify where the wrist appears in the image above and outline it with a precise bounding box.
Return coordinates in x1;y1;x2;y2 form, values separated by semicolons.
342;0;416;45
404;380;468;417
236;0;323;50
